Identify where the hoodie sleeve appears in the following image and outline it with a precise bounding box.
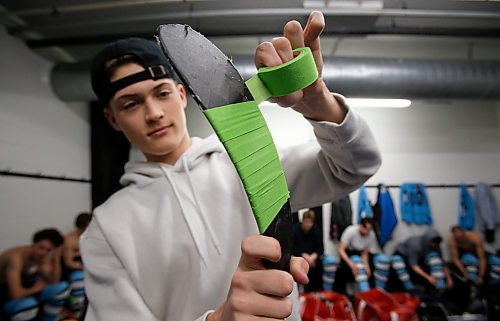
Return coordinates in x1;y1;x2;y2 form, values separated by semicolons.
80;221;160;321
280;94;382;212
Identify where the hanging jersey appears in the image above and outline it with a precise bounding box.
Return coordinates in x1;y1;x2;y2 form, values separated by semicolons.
458;183;475;230
330;196;353;241
377;184;398;246
400;183;432;225
357;185;373;222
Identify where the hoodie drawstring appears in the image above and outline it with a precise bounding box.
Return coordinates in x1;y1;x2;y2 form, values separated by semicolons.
182;158;222;255
160;167;208;266
160;161;221;267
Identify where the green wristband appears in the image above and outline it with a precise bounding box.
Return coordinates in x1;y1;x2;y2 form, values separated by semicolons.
245;47;318;104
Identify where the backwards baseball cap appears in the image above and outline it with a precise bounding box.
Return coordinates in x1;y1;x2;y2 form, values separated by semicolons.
91;37;174;104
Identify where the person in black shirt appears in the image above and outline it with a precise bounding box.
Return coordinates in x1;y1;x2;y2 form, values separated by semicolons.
292;210;324;292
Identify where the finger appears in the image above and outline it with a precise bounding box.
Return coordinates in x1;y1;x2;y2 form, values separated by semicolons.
303;11;325;77
271;37;294;62
249;269;295;297
289;256;309;285
228;291;293;320
254;41;283;69
283;20;304;49
303;11;325;51
239;235;281;271
269;36;304;106
254;295;293;319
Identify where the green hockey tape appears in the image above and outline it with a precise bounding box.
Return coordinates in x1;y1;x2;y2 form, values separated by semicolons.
245;47;318;104
204;101;290;233
204;48;318;233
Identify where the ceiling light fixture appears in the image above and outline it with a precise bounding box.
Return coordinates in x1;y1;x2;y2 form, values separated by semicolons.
259;98;411;109
345;98;412;108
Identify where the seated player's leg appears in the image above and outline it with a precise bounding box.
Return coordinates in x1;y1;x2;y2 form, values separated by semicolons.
3;297;39;321
373;253;390;290
38;282;70;321
322;255;337;291
67;270;86;318
391;255;414;291
350;255;370;292
425;251;446;289
461;253;479;282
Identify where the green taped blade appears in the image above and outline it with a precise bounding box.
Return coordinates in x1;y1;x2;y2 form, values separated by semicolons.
204;101;290;233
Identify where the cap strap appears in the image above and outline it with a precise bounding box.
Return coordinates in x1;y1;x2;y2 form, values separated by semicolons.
105;65;170;101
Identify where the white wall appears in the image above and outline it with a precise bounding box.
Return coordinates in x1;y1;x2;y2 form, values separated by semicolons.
186;98;500;261
0;26;91;252
350;100;500;260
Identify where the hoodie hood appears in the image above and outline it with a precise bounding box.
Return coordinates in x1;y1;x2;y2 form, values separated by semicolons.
421;228;442;248
395;227;443;263
120;135;223;187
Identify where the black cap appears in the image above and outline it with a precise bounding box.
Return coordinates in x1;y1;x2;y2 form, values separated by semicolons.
91;37;174;104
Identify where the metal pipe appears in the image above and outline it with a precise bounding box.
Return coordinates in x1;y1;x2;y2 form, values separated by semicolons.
10;7;500;36
12;3;500;19
51;56;500;102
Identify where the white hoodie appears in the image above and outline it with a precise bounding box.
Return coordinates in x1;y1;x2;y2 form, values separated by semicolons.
80;103;382;321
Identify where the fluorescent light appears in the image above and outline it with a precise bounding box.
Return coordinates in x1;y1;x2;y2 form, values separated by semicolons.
346;98;411;108
259;98;411;109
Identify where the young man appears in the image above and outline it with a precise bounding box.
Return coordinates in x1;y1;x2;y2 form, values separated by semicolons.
334;217;376;294
292;210;324;293
394;228;453;292
448;225;487;285
61;212;92;318
0;228;69;321
81;11;381;321
62;213;91;276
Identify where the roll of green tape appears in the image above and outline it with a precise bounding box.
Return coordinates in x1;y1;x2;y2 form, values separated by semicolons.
245;47;318;104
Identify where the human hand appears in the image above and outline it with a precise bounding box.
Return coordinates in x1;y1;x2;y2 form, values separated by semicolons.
302;253;316;268
446;276;454;289
253;11;345;122
32;280;46;293
309;253;318;268
349;262;358;276
208;235;308;321
302;253;312;266
427;276;438;287
365;266;372;278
